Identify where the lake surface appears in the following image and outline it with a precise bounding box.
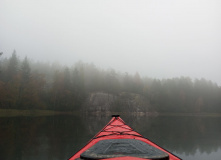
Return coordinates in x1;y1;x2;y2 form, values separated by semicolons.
0;114;221;160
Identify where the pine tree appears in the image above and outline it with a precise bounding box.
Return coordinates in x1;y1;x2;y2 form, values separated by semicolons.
21;57;31;83
7;50;19;81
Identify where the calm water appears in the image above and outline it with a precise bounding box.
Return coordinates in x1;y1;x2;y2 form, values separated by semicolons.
0;114;221;160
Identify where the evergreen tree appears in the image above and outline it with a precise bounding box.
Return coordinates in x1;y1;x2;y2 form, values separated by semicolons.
7;50;19;81
18;57;31;109
0;52;3;68
0;52;3;80
21;57;31;83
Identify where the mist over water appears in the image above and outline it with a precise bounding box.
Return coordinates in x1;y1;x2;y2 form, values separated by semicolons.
1;1;221;159
1;0;221;85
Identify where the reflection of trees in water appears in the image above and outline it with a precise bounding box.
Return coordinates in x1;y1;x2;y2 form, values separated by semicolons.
0;117;41;160
125;116;221;156
0;116;87;160
81;114;110;136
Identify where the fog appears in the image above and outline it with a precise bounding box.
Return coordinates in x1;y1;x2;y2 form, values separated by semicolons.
1;0;221;85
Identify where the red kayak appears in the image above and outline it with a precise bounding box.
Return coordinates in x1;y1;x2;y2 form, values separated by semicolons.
69;115;181;160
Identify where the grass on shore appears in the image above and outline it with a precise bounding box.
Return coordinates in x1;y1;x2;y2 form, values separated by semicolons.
0;109;70;117
1;109;221;117
159;112;221;117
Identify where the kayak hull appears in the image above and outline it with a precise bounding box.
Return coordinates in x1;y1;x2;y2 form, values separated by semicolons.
69;116;181;160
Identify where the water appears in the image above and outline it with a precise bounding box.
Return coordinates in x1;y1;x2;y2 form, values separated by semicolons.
0;114;221;160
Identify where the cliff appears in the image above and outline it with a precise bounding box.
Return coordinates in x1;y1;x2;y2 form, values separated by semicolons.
82;92;154;115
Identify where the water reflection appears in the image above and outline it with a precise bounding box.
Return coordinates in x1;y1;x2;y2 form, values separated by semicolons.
0;116;87;160
0;115;221;160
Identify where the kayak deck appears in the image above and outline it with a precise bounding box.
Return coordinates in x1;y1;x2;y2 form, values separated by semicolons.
69;115;181;160
81;139;169;159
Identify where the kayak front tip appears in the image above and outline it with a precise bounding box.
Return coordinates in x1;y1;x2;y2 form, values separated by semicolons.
69;115;182;160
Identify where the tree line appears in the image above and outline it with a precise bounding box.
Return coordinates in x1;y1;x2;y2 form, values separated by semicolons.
0;51;221;112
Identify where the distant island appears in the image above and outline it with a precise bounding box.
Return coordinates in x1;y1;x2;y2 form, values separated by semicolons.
0;51;221;115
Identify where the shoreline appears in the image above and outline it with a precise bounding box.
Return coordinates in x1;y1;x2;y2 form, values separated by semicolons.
0;109;221;117
158;112;221;117
0;109;71;117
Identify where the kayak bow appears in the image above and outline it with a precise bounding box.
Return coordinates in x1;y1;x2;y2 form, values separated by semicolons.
69;115;181;160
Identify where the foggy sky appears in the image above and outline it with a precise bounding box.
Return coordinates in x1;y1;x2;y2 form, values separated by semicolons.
1;0;221;85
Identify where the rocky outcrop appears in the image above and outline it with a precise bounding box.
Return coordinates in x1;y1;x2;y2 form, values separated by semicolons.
82;92;116;112
82;92;153;115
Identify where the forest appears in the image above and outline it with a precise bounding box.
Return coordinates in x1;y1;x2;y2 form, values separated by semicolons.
0;51;221;113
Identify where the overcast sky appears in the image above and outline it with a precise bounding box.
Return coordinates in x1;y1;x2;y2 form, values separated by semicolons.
1;0;221;85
